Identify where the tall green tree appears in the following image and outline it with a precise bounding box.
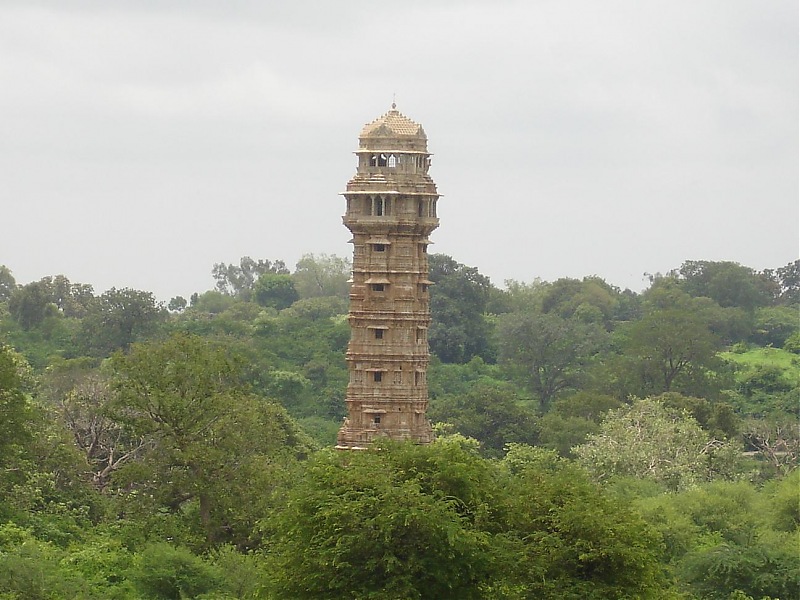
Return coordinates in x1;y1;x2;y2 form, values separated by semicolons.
607;282;723;398
0;344;32;469
8;280;52;330
676;260;774;311
540;276;622;326
428;254;496;363
267;439;496;599
292;253;351;300
428;381;539;456
109;333;310;547
497;312;606;411
497;445;673;599
253;273;299;310
212;256;289;300
537;392;622;457
0;265;16;301
775;259;799;304
79;287;166;356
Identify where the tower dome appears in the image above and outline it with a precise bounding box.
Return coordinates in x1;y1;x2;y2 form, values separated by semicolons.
358;107;428;152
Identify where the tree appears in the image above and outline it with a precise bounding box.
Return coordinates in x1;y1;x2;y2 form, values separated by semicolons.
775;259;799;305
742;414;799;477
609;283;723;398
655;392;740;441
212;256;289;300
574;397;741;491
497;311;606;411
537;392;622;457
8;280;52;329
0;344;32;468
636;479;800;600
428;381;539;456
750;306;799;347
79;287;166;356
7;276;95;330
186;290;235;314
428;254;496;363
131;542;223;599
540;276;622;327
676;260;774;311
109;333;310;547
51;367;149;490
167;296;187;313
253;273;299;310
266;440;495;599
497;445;672;599
0;265;16;301
41;275;95;318
292;253;351;300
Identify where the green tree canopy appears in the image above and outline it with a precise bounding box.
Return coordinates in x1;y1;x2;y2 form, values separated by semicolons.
537;392;622;457
0;265;17;301
606;282;724;398
496;445;671;599
253;272;299;310
266;440;496;599
676;260;775;311
0;344;32;468
540;276;622;326
428;254;496;363
212;256;289;300
109;333;310;547
497;311;606;411
428;381;539;456
775;259;799;304
292;253;351;300
79;287;166;356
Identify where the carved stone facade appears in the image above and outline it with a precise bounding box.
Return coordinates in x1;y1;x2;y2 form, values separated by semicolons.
336;106;439;449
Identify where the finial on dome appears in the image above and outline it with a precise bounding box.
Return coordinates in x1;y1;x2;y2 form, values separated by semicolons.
391;92;396;110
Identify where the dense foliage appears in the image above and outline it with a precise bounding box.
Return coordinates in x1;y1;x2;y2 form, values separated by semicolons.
0;255;797;599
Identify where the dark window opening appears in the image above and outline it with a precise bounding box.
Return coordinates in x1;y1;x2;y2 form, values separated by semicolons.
373;244;386;252
416;329;425;343
372;196;389;216
373;371;383;383
373;415;381;424
377;154;388;167
371;283;385;292
374;329;384;339
414;371;421;386
369;155;378;167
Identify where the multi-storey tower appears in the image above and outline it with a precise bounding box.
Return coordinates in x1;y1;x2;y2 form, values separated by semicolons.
336;105;439;449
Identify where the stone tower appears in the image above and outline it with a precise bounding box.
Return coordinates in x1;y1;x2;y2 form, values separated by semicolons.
336;106;439;449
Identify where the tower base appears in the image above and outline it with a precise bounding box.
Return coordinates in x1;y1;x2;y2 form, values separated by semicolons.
336;417;433;450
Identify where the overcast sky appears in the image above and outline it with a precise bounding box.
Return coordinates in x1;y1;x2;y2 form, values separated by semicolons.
1;0;797;302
